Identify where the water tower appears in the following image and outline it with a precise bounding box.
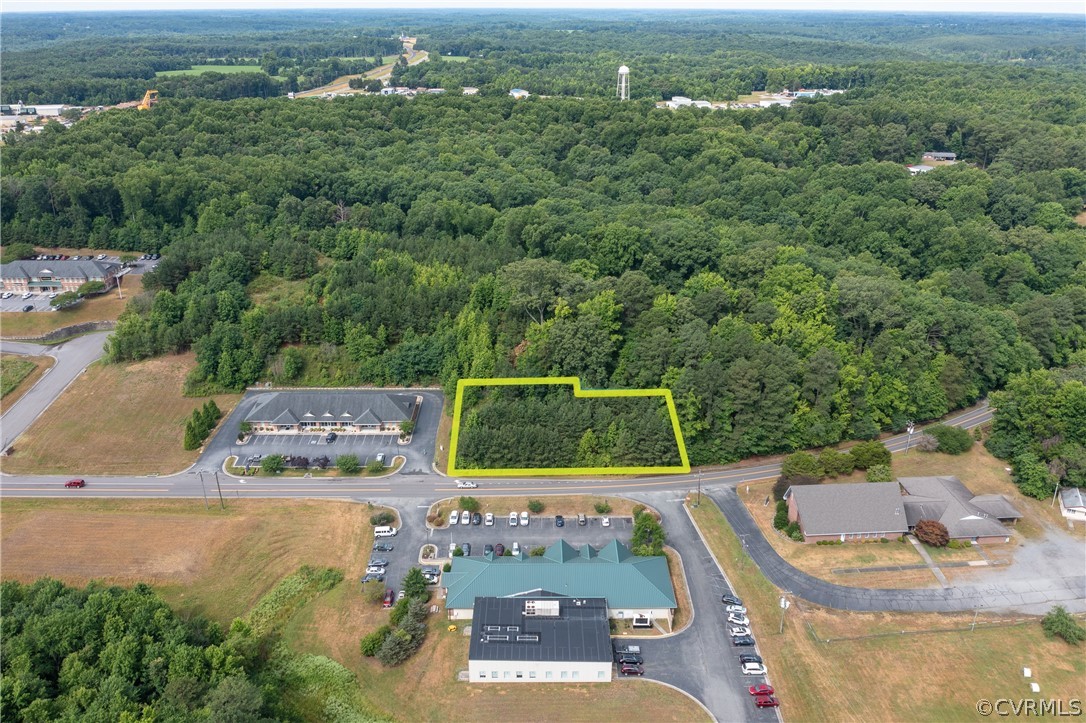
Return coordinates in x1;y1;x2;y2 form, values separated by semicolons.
617;65;629;101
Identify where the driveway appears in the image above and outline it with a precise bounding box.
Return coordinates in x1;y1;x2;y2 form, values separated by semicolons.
0;331;111;451
432;511;635;557
199;389;444;476
710;486;1086;614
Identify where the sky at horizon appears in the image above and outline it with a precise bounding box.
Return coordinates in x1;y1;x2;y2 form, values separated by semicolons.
3;1;1084;15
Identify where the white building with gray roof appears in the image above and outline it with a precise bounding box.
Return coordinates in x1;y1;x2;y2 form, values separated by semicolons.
1059;488;1086;522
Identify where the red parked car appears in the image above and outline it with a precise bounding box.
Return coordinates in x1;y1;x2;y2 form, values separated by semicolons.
754;695;780;708
619;664;644;676
382;588;394;608
64;479;86;488
749;684;775;696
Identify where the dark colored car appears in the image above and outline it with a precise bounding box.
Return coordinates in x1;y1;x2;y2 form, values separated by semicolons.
373;543;394;552
326;432;337;442
739;653;763;665
732;635;756;647
22;305;33;312
461;543;471;556
749;684;774;696
617;653;643;665
555;515;564;527
619;664;644;676
368;558;389;567
721;593;743;606
494;543;505;556
484;544;494;555
754;696;780;708
471;512;482;526
64;478;86;488
361;573;384;584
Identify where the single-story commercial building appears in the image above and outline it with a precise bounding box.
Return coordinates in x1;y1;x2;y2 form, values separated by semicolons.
243;391;418;434
443;540;677;628
898;476;1021;544
786;483;909;542
468;595;612;683
1059;488;1086;522
923;151;957;161
1;259;120;294
907;164;935;175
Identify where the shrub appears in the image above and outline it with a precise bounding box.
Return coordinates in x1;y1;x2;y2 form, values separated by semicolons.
880;537;889;543
260;454;285;474
850;441;891;469
773;500;789;530
402;567;428;599
459;496;480;513
361;580;386;604
866;464;893;483
781;452;823;480
336;454;361;474
312;455;330;469
926;424;974;455
784;521;801;538
632;504;646;517
789;528;805;542
818;448;855;477
376;628;415;666
914;519;949;547
389;597;410;627
370;511;395;526
915;433;940;452
360;625;392;656
530;546;546;557
367;459;385;474
502;548;512;557
772;474;819;501
443;562;452;572
452;546;463;557
594;501;612;514
1041;606;1086;645
527;499;545;514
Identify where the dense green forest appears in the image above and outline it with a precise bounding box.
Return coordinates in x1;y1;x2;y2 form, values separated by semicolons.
456;386;682;469
3;12;1085;477
0;571;383;722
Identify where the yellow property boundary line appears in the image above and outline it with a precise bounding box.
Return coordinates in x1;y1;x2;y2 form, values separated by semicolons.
448;376;690;477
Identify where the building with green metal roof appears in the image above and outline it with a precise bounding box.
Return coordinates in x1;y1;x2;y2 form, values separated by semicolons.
443;540;677;628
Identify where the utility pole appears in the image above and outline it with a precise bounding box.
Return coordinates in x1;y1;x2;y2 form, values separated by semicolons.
213;469;225;510
696;468;702;508
779;594;790;634
197;470;209;510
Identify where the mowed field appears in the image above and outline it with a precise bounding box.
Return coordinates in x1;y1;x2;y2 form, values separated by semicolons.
1;352;240;475
1;497;709;722
156;64;262;76
0;354;53;409
0;291;131;338
689;499;1086;722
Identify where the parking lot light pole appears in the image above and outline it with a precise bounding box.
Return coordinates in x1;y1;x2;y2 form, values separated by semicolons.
905;421;915;454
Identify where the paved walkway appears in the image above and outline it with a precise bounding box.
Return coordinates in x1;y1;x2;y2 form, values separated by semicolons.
710;487;1086;614
907;535;950;587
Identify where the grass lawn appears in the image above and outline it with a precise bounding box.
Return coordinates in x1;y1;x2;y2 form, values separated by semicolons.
247;272;310;306
1;353;240;475
156;64;263;76
0;291;131;339
442;55;471;62
688;498;1086;722
1;354;45;401
429;494;644;524
434;407;453;472
1;497;708;721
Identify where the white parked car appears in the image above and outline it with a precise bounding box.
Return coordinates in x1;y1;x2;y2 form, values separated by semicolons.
21;292;33;299
728;614;750;626
602;516;611;527
460;510;471;525
508;511;518;527
1;292;13;299
729;626;752;637
725;605;747;614
511;542;520;556
48;292;58;299
455;479;478;489
742;662;767;676
520;511;529;526
448;510;458;526
364;566;386;575
484;512;494;526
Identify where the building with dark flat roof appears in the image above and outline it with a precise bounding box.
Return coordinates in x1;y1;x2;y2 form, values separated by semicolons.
468;596;612;683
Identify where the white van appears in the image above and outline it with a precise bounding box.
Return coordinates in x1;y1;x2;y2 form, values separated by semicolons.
373;526;398;538
456;480;478;489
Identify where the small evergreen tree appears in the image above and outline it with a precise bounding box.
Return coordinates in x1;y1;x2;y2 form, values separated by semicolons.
781;451;824;480
866;464;893;482
773;500;790;530
402;567;427;599
527;499;545;513
926;424;973;454
360;625;392;656
850;441;892;469
1041;606;1086;645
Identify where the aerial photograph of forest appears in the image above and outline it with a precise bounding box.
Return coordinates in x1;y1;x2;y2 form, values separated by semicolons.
1;5;1084;723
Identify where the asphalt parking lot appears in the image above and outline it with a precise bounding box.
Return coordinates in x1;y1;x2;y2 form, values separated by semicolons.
0;295;55;312
238;432;401;469
434;513;634;556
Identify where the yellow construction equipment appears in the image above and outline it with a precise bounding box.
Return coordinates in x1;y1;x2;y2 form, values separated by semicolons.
137;90;159;111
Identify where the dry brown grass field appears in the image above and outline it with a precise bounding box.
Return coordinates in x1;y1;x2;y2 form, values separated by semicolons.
0;291;132;338
689;499;1086;722
1;497;709;722
0;354;53;410
1;352;240;475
